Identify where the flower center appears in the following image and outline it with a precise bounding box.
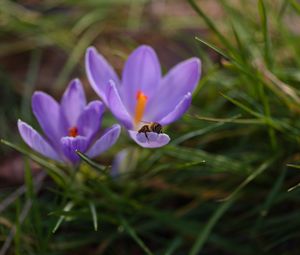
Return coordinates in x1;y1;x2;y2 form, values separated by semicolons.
134;90;148;126
68;127;78;137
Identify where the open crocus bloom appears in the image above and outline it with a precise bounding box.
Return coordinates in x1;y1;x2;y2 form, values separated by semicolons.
86;45;201;148
18;79;121;164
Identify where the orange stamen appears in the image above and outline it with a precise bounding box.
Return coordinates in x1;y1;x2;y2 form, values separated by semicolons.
68;127;78;137
134;90;148;125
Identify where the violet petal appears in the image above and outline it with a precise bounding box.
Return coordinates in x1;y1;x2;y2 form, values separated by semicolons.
32;91;66;148
158;93;192;126
107;80;133;129
18;120;61;161
111;149;129;178
146;58;201;121
77;100;105;140
128;130;170;148
86;124;121;158
85;47;120;105
121;45;161;114
61;79;86;127
61;136;89;164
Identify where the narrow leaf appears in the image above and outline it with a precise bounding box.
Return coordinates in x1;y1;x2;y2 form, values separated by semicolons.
89;202;98;231
52;201;74;233
119;216;153;255
76;150;108;172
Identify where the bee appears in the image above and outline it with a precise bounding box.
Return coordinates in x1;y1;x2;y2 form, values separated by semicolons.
138;122;163;140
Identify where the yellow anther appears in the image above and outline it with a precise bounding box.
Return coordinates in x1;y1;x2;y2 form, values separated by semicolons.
134;90;148;126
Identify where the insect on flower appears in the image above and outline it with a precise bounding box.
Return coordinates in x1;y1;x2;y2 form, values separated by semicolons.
17;79;121;165
85;45;201;148
138;121;163;141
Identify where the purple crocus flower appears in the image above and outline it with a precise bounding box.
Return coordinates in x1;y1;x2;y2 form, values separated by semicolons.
85;45;201;148
18;79;121;164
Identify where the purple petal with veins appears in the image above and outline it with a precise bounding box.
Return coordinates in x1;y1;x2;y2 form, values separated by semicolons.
18;120;61;161
120;45;161;114
158;93;192;126
61;136;89;164
85;47;120;105
77;100;105;140
61;79;86;127
86;124;121;158
128;130;170;148
32;91;66;149
146;58;201;121
107;80;133;129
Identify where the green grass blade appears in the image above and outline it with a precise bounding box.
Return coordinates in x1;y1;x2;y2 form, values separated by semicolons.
24;157;34;201
76;150;108;172
1;139;67;186
188;0;232;50
89;202;98;231
119;216;153;255
221;156;279;201
172;115;241;145
258;0;273;69
164;237;182;255
287;163;300;169
253;167;286;232
287;0;300;14
195;37;230;60
14;198;21;255
52;201;74;233
189;197;236;255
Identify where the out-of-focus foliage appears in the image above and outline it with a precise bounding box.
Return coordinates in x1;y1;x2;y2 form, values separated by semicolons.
1;0;300;254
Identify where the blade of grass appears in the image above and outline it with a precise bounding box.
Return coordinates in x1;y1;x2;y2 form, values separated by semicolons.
258;0;273;70
21;49;42;121
89;202;98;231
164;237;182;255
252;167;286;233
188;0;232;50
287;163;300;169
54;24;103;89
52;201;74;233
1;139;67;186
24;158;43;250
189;197;236;255
287;0;300;14
119;216;154;255
76;150;108;172
220;155;279;201
172;115;241;145
195;37;230;60
14;198;21;255
220;93;284;132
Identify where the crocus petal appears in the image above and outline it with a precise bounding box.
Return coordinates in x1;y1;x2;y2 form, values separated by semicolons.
32;91;66;148
61;79;86;127
146;58;201;121
77;100;105;140
61;136;88;164
107;80;133;129
18;120;61;161
86;124;121;158
158;93;192;126
85;46;120;105
121;45;161;114
111;149;129;178
128;130;170;148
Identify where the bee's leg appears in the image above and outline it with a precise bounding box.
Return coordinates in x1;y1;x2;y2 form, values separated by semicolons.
145;132;149;141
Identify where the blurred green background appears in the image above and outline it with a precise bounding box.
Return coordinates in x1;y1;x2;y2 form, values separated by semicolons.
1;0;300;254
